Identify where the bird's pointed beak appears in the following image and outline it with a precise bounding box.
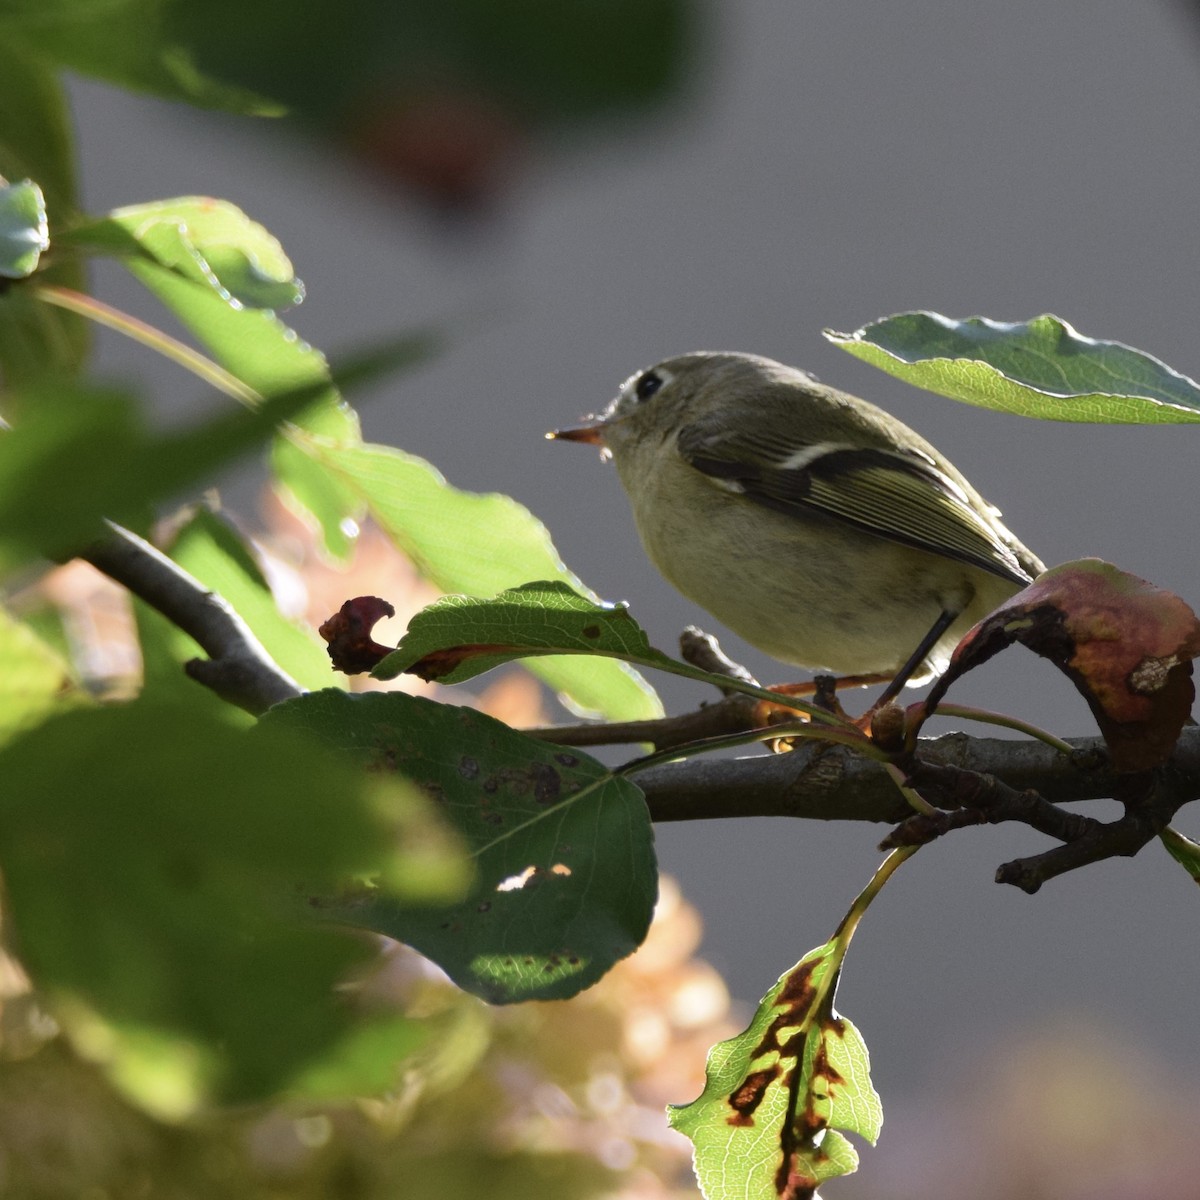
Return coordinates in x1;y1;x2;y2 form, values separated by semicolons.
546;419;607;446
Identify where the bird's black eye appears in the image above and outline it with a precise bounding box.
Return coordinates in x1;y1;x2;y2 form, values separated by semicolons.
634;371;663;402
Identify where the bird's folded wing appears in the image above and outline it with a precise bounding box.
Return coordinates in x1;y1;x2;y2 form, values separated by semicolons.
677;423;1031;585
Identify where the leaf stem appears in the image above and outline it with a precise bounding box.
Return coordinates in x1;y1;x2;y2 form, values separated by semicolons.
33;284;258;405
883;762;937;815
626;653;858;730
928;702;1073;754
615;721;884;779
829;846;920;970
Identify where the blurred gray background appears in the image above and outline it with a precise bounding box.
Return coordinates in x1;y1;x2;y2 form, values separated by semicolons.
71;0;1200;1191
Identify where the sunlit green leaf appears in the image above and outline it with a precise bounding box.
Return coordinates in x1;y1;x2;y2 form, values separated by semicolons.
164;505;332;691
826;312;1200;424
371;582;822;726
126;258;340;409
63;197;303;309
261;689;658;1003
0;699;469;1115
669;941;880;1199
377;580;665;683
124;257;658;720
293;437;663;721
0;605;83;745
0;179;48;278
268;330;447;562
286;1012;428;1100
118;254;368;560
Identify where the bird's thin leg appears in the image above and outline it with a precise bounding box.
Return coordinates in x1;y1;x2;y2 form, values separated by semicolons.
874;607;959;711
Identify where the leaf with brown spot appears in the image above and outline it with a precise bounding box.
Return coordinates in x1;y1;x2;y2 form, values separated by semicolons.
917;559;1200;772
405;642;527;680
375;581;669;689
260;689;656;1003
668;941;881;1199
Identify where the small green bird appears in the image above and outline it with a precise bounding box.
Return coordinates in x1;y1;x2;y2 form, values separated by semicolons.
550;351;1043;702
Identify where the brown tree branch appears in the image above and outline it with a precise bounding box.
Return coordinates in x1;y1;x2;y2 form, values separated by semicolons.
77;545;1200;891
83;523;303;715
623;725;1200;890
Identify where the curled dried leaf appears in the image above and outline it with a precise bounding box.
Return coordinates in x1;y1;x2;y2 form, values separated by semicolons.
318;596;396;674
919;559;1200;771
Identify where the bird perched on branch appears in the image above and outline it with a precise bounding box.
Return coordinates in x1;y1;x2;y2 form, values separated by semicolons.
549;351;1043;705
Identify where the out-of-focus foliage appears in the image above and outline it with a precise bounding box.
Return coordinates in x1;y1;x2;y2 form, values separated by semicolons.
171;0;699;206
0;699;469;1116
0;876;731;1199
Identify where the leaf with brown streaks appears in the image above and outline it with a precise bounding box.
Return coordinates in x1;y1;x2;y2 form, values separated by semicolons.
668;941;880;1199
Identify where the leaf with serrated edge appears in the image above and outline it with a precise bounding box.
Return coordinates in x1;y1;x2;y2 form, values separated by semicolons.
669;941;880;1200
377;580;664;683
827;312;1200;424
260;689;658;1004
166;506;332;691
64;197;303;309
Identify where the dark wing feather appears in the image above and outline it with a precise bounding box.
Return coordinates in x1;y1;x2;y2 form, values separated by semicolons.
678;425;1031;586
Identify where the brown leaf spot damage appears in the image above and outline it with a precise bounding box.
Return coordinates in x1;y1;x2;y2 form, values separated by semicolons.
407;643;524;681
726;1066;781;1126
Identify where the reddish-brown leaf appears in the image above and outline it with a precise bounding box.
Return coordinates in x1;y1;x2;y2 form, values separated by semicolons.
921;559;1200;771
318;595;396;674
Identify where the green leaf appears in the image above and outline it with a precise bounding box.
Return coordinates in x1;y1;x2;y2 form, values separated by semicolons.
669;941;881;1199
286;1012;428;1100
0;47;88;384
291;437;663;721
121;254;367;559
0;375;326;576
0;699;469;1115
374;582;824;727
267;330;448;562
126;258;341;410
0;0;282;115
826;312;1200;424
1160;827;1200;885
379;580;675;684
0;45;76;219
123;253;657;720
0;178;48;278
0;605;83;745
260;689;658;1003
63;197;304;309
164;505;333;691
